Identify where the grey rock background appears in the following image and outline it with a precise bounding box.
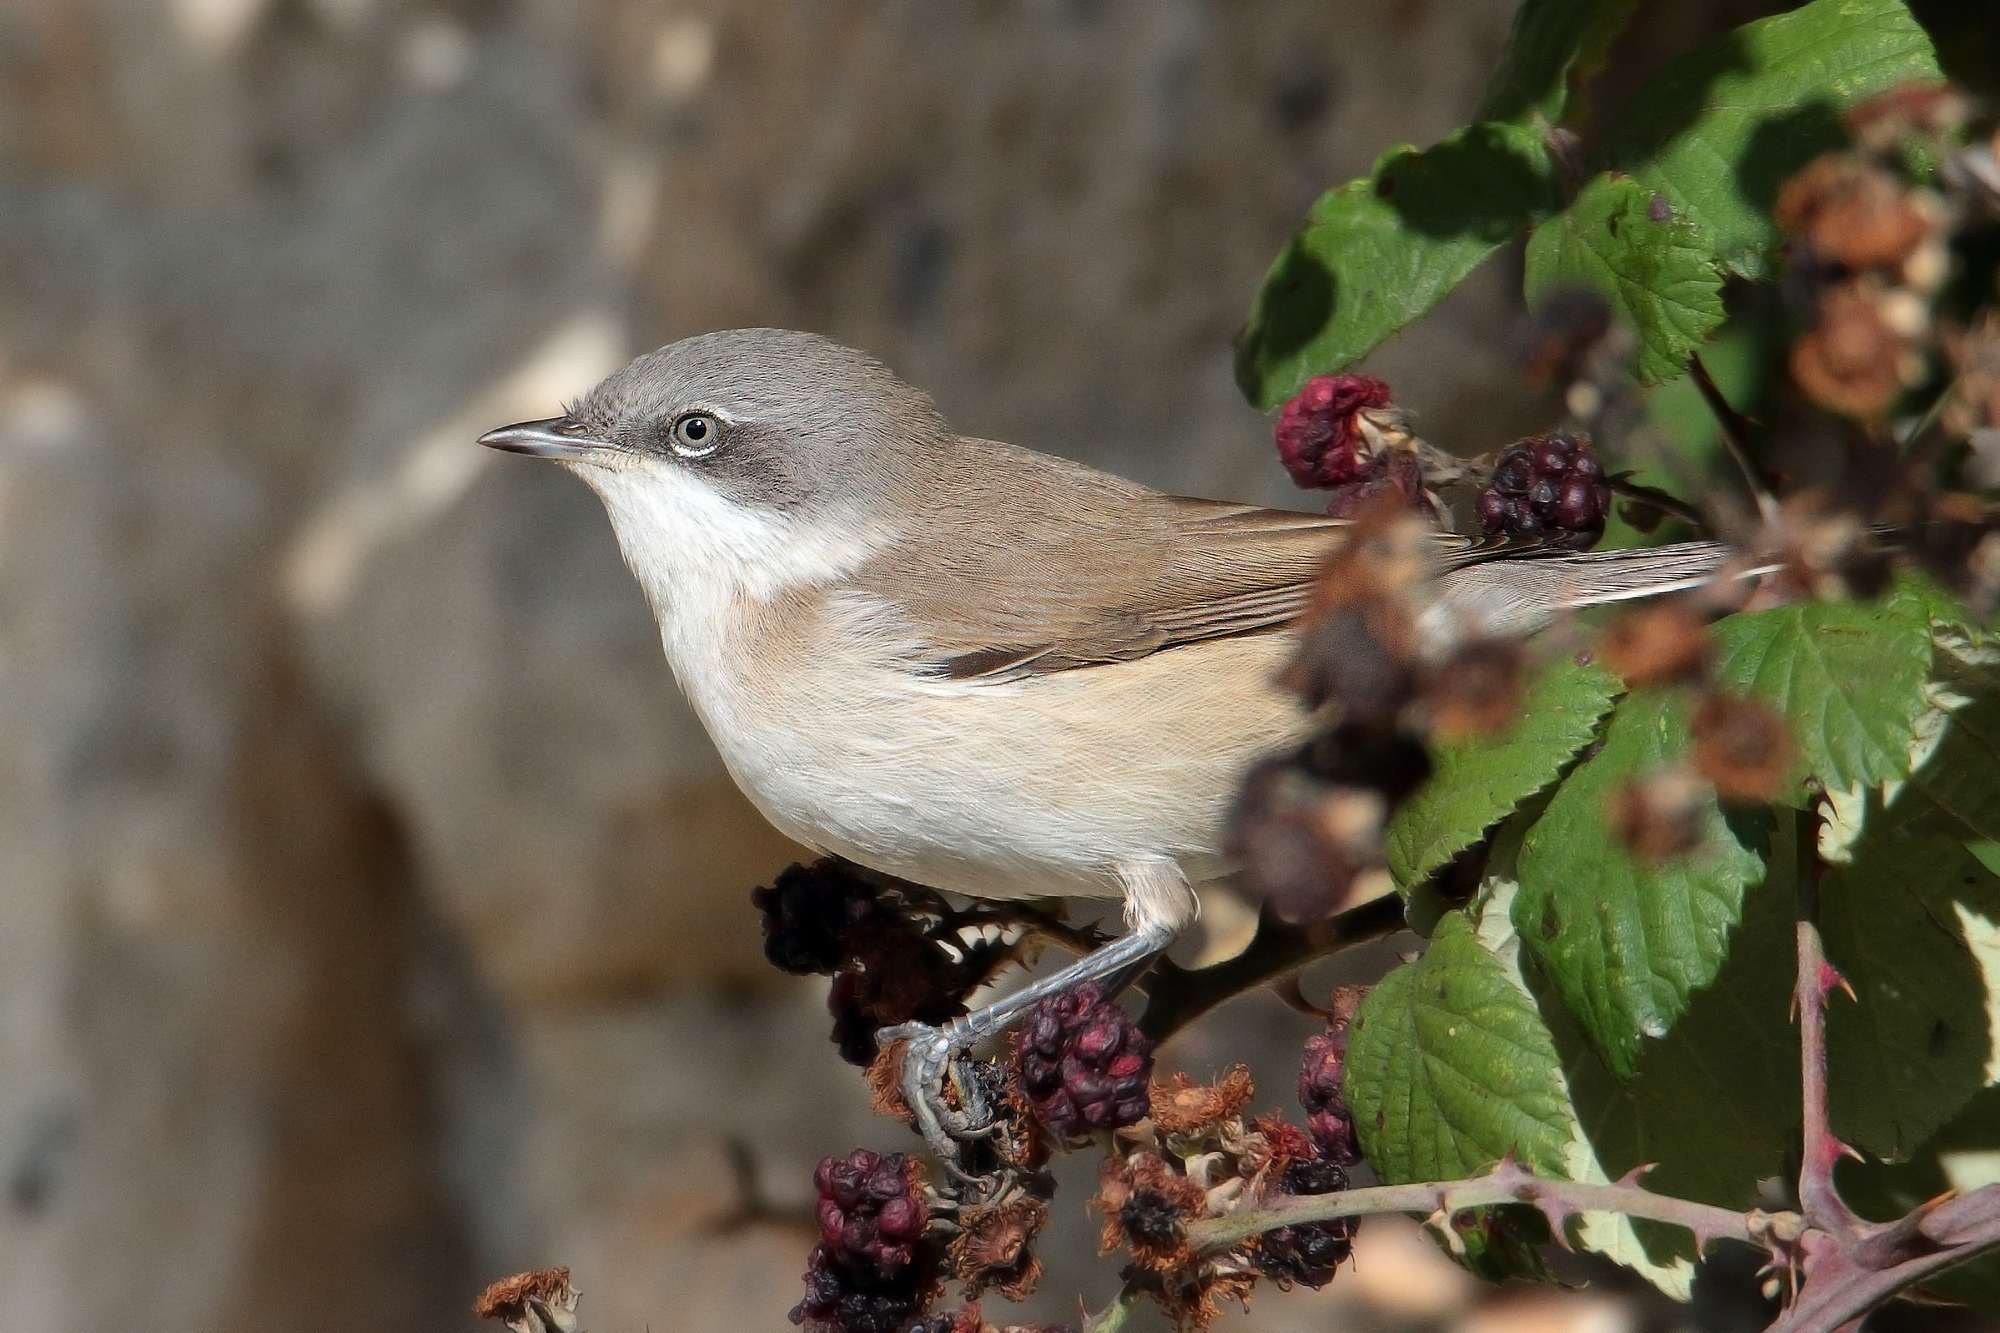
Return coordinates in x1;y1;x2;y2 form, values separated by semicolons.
0;2;1706;1330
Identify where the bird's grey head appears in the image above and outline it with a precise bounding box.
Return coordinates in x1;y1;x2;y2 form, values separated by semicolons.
479;328;949;520
479;329;952;609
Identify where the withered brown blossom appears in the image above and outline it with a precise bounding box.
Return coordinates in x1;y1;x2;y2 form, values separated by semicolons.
1151;1066;1256;1138
1692;692;1795;802
1606;767;1708;863
948;1196;1049;1302
473;1268;581;1333
1600;600;1712;686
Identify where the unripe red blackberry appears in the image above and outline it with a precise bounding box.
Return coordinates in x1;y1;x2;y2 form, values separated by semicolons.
1475;430;1610;547
752;860;877;976
1275;374;1393;489
1010;983;1153;1140
812;1149;931;1275
1252;1157;1354;1290
1297;1028;1357;1165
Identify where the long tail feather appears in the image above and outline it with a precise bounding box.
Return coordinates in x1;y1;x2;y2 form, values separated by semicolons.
1424;540;1759;644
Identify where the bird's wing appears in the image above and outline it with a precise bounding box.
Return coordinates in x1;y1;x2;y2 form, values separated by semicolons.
855;442;1731;683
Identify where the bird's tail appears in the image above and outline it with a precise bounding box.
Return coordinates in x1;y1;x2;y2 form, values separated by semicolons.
1425;540;1753;643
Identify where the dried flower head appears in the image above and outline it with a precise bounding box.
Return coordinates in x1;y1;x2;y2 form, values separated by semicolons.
1600;601;1711;686
948;1196;1049;1302
473;1268;581;1333
1093;1153;1206;1271
1228;756;1393;924
1692;692;1794;802
1776;155;1936;272
1790;281;1914;419
1424;637;1526;740
1606;767;1708;863
1279;506;1436;721
1150;1066;1256;1138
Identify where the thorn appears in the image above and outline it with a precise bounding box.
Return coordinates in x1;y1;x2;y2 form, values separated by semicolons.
1839;1140;1866;1164
1615;1163;1658;1189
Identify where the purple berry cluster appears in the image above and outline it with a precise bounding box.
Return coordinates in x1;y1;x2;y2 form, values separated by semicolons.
1251;1003;1367;1290
792;1150;940;1333
1010;983;1154;1141
752;861;968;1066
1254;1157;1355;1290
1297;1027;1357;1164
1474;429;1611;547
753;861;877;976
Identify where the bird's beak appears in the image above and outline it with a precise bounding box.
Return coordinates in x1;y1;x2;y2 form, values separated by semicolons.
477;416;614;460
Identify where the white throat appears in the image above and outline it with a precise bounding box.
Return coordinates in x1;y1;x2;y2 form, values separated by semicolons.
575;459;887;672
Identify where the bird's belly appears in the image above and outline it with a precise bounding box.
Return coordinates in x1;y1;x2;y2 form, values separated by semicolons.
686;634;1306;901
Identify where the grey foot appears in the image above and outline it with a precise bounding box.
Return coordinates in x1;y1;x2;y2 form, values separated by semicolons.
877;1019;996;1169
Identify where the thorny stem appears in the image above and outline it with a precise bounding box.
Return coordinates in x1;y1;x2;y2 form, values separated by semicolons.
1793;810;1862;1238
1688;352;1780;523
1080;1279;1146;1333
1183;1158;1761;1255
1605;473;1711;532
1769;1187;2000;1333
1134;893;1407;1045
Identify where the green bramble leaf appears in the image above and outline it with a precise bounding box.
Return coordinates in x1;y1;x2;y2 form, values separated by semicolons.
1546;857;1799;1274
1602;0;1942;279
1234;121;1559;408
1387;655;1622;889
1514;689;1766;1077
1344;911;1574;1182
1708;581;1937;804
1524;174;1726;384
1476;0;1640;126
1821;821;1998;1158
1812;632;2000;1160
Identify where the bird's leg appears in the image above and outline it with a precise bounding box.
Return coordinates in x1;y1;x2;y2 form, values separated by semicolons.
880;861;1199;1170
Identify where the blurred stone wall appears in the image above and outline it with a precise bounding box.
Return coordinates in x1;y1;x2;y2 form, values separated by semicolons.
0;2;1582;1330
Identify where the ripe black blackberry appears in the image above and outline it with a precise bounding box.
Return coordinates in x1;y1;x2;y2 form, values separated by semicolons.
1475;430;1611;547
790;1246;933;1333
1297;1028;1358;1165
752;860;878;976
1252;1157;1354;1290
1010;983;1154;1140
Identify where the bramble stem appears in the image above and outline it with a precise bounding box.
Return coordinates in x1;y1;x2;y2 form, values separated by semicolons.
1688;352;1779;522
1081;1279;1146;1333
1184;1159;1760;1255
1135;893;1406;1045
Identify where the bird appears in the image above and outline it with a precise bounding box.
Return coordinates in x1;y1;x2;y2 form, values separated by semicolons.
478;327;1736;1158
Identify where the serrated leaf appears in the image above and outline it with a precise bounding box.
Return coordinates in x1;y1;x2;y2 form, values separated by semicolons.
1603;0;1942;279
1837;1084;2000;1315
1345;912;1574;1182
1555;859;1800;1220
1820;805;2000;1159
1908;634;2000;843
1524;173;1726;383
1514;690;1766;1076
1476;0;1640;125
1708;584;1936;804
1387;655;1622;888
1236;121;1559;407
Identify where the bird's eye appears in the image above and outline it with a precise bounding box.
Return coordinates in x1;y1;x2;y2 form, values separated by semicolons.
668;411;723;458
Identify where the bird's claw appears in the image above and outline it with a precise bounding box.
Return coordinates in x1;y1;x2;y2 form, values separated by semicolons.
879;1020;994;1173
